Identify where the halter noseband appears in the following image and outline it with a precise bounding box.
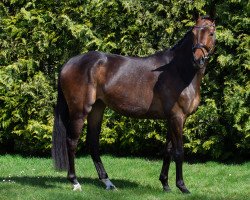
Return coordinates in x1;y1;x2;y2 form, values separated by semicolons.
192;24;215;69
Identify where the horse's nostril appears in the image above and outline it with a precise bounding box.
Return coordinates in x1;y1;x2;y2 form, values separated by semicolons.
199;58;205;65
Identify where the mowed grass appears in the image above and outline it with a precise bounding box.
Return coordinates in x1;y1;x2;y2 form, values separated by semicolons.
0;155;249;200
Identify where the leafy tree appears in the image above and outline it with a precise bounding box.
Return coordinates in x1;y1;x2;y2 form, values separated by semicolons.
0;0;249;159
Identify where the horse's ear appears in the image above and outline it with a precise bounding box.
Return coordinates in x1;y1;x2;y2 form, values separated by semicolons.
193;8;200;21
208;3;216;20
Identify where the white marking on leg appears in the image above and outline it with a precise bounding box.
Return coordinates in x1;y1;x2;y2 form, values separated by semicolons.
101;178;117;190
73;183;82;191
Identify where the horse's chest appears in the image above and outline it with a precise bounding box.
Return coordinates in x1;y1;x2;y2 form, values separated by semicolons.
178;85;200;115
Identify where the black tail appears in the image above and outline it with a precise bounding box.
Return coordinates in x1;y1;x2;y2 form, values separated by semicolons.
52;80;69;171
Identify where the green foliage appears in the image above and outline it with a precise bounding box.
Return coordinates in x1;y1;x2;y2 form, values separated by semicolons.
0;59;55;153
0;0;249;159
223;81;250;150
97;110;166;156
184;99;226;158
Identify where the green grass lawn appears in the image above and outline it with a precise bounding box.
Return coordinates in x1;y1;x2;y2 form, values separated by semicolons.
0;155;249;200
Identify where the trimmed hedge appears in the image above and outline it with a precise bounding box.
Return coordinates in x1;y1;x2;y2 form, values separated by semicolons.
0;0;249;159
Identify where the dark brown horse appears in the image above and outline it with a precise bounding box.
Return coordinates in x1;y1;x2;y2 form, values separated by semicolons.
52;13;216;193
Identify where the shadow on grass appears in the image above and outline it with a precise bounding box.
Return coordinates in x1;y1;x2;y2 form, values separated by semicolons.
2;176;250;200
0;176;140;190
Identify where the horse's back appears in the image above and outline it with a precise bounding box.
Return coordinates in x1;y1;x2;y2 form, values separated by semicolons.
60;51;165;118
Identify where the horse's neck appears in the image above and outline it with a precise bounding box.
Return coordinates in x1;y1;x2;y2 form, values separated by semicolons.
173;34;205;90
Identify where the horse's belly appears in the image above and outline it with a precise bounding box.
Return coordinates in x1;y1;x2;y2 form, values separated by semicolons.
103;94;151;117
101;90;165;119
96;62;163;118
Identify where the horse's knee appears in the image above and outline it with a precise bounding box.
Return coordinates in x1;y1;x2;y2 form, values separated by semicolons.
67;138;79;151
173;149;184;161
166;142;172;154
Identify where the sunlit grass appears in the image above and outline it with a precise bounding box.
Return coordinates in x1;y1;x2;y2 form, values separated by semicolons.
0;155;249;200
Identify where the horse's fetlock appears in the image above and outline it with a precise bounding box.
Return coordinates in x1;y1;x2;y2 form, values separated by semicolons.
68;174;76;180
67;174;78;183
159;174;167;182
176;180;184;187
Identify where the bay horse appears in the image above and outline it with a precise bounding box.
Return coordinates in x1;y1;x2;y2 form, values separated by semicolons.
52;13;216;193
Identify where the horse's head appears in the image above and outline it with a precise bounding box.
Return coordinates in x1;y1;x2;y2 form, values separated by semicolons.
192;13;216;68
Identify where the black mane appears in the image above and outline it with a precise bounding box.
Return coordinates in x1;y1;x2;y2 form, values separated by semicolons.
152;29;193;72
170;29;192;51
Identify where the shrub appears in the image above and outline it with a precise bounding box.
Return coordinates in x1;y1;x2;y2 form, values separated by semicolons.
0;0;249;159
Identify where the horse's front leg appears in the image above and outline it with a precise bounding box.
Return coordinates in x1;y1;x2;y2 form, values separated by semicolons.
159;131;172;192
67;117;85;191
169;115;190;194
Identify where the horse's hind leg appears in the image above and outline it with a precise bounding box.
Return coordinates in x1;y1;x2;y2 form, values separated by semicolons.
64;88;92;191
67;112;86;191
86;100;116;190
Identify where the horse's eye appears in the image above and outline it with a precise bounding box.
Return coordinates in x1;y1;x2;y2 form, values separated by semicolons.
209;32;214;37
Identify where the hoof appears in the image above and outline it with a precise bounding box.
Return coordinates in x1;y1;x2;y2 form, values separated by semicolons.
73;183;82;191
176;181;190;194
181;188;190;194
163;186;171;192
106;184;117;190
177;185;190;194
101;178;117;190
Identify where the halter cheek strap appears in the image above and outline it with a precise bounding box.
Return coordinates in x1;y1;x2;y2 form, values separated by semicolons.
192;43;210;68
192;24;215;69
